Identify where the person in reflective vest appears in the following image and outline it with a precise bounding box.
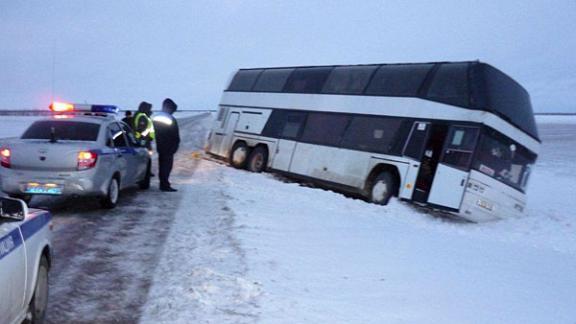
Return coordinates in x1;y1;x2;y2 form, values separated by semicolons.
133;101;155;150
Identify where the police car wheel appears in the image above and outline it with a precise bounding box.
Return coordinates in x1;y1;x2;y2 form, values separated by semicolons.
101;177;119;209
369;172;396;206
24;256;49;324
139;162;151;190
230;142;249;169
247;146;268;173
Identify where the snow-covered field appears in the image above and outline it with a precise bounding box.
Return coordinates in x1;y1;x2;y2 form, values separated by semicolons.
141;115;576;323
0;116;43;138
1;114;575;323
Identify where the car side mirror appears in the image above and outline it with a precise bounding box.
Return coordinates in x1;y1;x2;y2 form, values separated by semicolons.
106;138;114;148
0;197;27;221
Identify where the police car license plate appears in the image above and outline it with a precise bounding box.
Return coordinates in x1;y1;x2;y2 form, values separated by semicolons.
25;183;63;195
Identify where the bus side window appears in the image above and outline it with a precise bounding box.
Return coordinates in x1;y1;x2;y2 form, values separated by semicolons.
441;126;479;169
281;113;307;139
301;113;350;146
262;110;307;140
341;116;403;153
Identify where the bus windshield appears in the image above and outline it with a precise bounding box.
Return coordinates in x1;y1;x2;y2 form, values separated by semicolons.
472;131;536;192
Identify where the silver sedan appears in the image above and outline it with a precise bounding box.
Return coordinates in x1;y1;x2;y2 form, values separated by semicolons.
0;114;151;208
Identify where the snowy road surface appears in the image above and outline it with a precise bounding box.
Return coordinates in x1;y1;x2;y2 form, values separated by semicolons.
1;114;575;323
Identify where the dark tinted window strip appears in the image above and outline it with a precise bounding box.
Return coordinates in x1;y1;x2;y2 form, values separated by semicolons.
225;62;538;141
257;106;488;153
222;91;539;142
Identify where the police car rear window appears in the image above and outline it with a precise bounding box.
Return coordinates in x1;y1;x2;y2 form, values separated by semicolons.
22;121;100;141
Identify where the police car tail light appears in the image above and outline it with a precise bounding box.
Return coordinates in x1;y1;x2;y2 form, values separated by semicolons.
50;101;74;112
0;148;11;168
77;151;98;170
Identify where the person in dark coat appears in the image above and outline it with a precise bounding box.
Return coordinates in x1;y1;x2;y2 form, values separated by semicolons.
122;110;133;128
153;98;180;192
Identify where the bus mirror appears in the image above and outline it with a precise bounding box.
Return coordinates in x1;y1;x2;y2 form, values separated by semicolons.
0;197;27;221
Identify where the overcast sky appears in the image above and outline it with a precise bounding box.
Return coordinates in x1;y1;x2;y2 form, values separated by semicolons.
1;0;575;112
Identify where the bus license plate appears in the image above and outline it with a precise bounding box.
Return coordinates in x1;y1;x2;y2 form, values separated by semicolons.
25;183;63;195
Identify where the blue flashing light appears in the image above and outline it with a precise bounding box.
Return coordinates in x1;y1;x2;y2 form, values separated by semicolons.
91;105;119;114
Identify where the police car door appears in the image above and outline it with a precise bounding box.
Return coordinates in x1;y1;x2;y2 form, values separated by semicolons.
108;123;131;186
121;122;148;182
0;221;26;322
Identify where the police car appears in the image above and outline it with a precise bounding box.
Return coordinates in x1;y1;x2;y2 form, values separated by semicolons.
0;197;53;324
0;102;152;208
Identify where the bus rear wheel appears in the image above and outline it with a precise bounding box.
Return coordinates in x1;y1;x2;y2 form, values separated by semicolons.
230;142;249;169
369;172;396;205
247;146;268;173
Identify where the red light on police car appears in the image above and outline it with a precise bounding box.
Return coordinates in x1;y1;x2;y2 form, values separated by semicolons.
77;151;98;170
0;147;11;168
50;101;74;112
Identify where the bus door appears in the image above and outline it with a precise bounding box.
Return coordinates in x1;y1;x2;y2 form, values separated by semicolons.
408;123;449;204
427;126;480;210
220;112;240;156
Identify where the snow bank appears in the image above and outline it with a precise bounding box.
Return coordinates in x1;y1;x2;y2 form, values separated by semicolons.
0;116;42;139
225;166;576;323
535;114;576;124
140;115;576;323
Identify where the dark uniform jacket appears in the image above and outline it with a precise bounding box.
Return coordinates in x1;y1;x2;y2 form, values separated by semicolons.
154;113;180;155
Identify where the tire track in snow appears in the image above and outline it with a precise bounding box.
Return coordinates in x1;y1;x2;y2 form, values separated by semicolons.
141;160;261;323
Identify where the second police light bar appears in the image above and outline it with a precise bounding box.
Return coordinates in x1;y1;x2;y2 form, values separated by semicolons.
50;101;119;114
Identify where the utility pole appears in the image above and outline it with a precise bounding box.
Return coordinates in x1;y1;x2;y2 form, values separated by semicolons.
51;41;56;103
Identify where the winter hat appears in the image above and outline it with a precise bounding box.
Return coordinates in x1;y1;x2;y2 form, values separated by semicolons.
162;98;178;114
138;101;152;114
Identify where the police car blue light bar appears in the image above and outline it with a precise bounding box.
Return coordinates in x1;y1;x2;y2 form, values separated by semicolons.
50;102;118;114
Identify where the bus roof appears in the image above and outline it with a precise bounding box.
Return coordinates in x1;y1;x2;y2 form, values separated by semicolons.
227;61;539;141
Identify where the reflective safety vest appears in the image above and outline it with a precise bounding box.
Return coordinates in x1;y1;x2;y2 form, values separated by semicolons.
133;112;155;140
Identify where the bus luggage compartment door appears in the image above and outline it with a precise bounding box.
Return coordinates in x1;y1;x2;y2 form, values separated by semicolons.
272;139;297;171
426;126;479;211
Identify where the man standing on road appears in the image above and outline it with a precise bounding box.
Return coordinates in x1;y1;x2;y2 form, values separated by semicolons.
153;98;180;192
133;101;155;150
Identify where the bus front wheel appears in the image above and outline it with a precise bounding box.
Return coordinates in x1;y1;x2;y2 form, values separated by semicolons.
230;142;249;169
369;172;396;205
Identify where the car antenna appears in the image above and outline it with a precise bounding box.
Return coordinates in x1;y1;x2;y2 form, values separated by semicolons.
49;126;57;143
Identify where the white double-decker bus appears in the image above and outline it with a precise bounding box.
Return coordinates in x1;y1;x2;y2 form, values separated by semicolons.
206;61;539;222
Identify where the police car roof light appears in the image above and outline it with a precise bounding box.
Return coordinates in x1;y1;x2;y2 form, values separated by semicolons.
49;102;118;115
50;101;74;112
91;105;119;114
